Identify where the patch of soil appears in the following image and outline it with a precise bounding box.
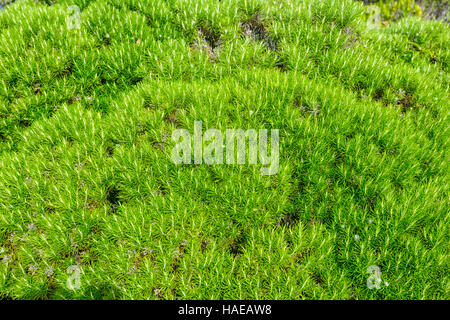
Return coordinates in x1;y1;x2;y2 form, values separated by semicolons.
192;23;222;61
106;186;121;213
241;14;278;51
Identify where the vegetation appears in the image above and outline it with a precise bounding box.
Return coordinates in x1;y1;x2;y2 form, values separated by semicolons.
0;0;448;300
366;0;449;21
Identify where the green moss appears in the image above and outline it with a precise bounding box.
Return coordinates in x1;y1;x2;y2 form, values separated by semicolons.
0;0;448;300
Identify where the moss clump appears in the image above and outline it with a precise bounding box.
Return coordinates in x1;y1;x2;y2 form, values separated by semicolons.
0;0;448;300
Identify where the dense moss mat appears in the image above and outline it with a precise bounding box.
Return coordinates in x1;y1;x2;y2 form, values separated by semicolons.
0;0;448;299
